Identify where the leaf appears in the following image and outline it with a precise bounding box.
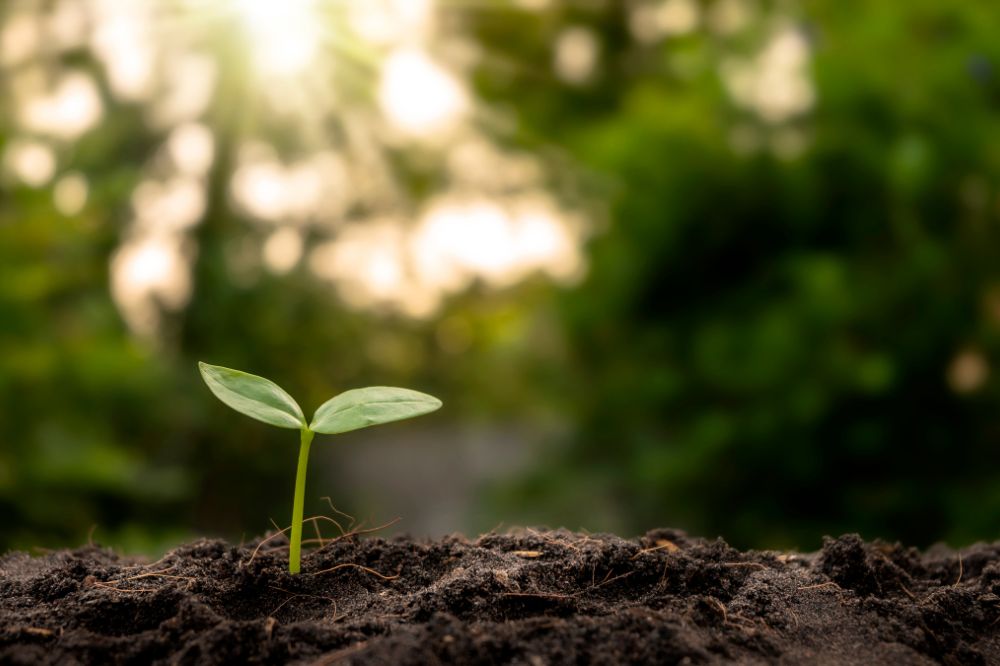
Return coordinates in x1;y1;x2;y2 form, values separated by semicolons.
198;362;306;430
310;387;442;435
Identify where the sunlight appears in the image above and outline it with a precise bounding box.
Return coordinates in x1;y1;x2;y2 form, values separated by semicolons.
721;24;814;124
20;72;103;140
262;227;304;274
0;0;592;333
53;172;89;216
166;123;215;177
231;146;348;224
415;199;518;287
90;1;155;102
379;48;469;138
349;0;433;45
309;221;415;310
150;54;217;128
232;0;321;76
132;177;206;233
629;0;700;44
0;11;39;66
554;27;599;84
3;139;56;187
110;235;193;338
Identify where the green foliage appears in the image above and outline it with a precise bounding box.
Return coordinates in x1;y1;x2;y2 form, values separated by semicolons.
4;0;1000;554
466;0;1000;548
197;362;441;572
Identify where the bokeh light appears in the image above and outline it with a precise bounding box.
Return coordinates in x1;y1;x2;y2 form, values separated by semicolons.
5;0;998;556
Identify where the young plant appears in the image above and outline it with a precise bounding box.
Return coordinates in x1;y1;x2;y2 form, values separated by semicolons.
198;361;441;574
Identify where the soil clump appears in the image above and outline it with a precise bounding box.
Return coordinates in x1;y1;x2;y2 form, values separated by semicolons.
2;529;999;664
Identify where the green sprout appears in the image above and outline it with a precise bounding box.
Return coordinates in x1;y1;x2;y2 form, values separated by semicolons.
198;361;442;574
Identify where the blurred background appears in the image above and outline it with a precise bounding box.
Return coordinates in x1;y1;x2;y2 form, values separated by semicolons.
3;0;1000;555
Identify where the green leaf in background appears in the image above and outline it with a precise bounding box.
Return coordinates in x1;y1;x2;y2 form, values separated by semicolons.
198;362;306;430
310;387;442;435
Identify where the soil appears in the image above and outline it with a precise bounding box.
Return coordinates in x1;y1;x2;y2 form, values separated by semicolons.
2;528;999;665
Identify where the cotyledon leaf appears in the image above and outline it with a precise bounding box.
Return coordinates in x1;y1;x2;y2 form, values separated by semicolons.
310;386;442;435
198;362;306;430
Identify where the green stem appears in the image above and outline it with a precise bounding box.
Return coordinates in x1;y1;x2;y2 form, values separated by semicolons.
289;428;314;574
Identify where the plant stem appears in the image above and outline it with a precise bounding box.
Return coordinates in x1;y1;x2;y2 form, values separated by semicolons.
289;428;314;574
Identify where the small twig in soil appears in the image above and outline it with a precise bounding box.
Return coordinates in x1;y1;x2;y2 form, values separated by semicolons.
14;627;55;637
797;581;842;592
954;553;963;586
264;616;277;640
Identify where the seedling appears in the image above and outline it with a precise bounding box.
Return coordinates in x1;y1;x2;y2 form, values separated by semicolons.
198;362;442;574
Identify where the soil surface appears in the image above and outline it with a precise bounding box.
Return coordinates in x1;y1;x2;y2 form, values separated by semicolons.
2;528;999;665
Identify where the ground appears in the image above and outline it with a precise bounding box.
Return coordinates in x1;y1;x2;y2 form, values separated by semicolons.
1;528;999;664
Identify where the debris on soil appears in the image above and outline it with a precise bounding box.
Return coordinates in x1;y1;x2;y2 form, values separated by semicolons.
2;529;999;664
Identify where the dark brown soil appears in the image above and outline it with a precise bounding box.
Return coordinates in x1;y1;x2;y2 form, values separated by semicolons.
2;529;999;665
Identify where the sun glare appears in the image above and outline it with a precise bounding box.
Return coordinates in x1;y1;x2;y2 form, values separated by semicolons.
1;0;594;333
232;0;322;76
379;48;469;138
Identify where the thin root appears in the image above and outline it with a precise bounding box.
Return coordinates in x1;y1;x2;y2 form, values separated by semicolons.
247;525;294;564
319;498;357;533
504;568;633;602
631;542;679;559
269;585;338;617
90;569;195;592
708;597;728;623
312;519;326;548
309;563;399;580
247;514;391;565
319;517;402;549
722;562;766;570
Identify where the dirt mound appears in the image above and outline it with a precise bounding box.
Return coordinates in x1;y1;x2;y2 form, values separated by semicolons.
2;529;999;664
